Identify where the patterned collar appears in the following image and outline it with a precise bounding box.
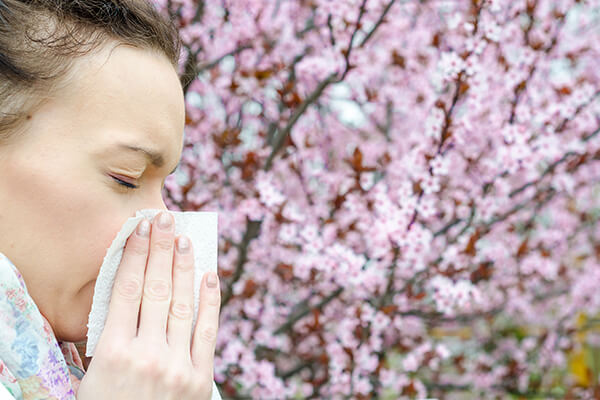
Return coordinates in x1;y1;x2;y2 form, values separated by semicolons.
0;252;84;399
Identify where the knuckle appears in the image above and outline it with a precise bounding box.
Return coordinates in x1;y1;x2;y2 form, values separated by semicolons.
144;279;171;301
153;238;173;252
207;289;221;307
191;376;212;396
115;276;143;301
170;301;194;320
127;239;149;256
164;369;192;391
135;355;164;378
199;326;218;344
174;259;194;273
98;342;131;368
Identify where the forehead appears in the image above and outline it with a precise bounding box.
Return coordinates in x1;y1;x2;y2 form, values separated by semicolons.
58;42;185;159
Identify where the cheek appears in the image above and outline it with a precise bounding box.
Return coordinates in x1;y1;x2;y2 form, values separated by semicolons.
5;156;126;286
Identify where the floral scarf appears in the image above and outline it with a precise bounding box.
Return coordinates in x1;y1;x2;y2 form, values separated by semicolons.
0;252;84;399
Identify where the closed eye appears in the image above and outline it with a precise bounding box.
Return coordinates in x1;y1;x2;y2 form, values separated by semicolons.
110;175;138;190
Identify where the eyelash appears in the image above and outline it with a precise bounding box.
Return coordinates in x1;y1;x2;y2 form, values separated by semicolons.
111;176;139;190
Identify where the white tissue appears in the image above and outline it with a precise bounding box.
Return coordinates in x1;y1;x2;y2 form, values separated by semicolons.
85;209;218;357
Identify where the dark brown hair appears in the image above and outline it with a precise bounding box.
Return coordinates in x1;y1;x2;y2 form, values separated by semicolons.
0;0;182;143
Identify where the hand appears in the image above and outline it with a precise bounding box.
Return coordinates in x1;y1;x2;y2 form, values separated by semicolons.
77;211;221;400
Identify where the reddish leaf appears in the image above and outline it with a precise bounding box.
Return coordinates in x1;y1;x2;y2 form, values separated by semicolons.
516;238;529;258
241;279;258;298
464;228;481;256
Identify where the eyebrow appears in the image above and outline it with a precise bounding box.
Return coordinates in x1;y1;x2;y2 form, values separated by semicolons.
116;143;180;175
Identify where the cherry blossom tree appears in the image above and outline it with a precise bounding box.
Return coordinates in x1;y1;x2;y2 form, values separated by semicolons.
155;0;600;398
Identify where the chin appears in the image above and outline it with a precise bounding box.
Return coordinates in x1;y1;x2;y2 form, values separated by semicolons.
54;320;89;343
54;289;94;343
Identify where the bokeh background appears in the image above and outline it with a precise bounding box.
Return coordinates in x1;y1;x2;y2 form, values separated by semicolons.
154;0;600;398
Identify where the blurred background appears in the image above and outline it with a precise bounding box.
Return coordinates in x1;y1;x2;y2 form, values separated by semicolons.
154;0;600;398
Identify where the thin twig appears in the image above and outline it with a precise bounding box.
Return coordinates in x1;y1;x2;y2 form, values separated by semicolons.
220;220;262;308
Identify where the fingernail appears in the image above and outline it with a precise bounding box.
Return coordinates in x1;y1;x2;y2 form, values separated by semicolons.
158;211;172;230
177;235;190;253
206;272;218;288
136;219;150;237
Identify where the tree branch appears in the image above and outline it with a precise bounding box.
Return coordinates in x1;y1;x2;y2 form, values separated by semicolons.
359;0;397;48
264;72;338;171
220;220;262;308
274;287;343;335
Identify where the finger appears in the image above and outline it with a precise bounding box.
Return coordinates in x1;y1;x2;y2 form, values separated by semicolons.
191;271;221;371
138;211;175;341
103;218;150;340
166;234;195;356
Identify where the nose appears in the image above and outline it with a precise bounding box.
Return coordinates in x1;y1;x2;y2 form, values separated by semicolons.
131;191;169;218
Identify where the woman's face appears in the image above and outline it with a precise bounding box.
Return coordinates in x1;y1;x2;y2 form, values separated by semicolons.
0;43;185;342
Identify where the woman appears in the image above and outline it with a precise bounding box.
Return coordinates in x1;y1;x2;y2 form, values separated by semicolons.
0;1;222;399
